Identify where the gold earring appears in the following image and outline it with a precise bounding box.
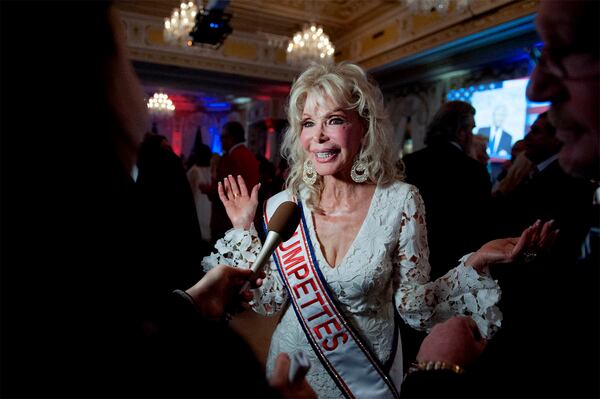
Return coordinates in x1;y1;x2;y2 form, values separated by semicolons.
350;157;369;183
303;159;317;185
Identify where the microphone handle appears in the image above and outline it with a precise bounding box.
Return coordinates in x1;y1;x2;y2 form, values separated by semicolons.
239;231;281;293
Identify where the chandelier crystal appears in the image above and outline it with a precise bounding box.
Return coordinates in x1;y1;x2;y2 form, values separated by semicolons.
405;0;471;14
286;24;335;68
147;92;175;117
164;1;199;46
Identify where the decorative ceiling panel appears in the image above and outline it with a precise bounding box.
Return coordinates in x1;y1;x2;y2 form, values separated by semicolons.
115;0;398;40
114;0;538;104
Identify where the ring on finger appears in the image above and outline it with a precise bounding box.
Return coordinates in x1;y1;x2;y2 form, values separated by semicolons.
522;250;538;263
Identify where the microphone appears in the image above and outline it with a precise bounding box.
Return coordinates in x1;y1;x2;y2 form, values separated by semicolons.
288;351;311;384
240;201;300;292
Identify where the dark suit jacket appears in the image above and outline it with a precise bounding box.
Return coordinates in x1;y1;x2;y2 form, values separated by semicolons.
477;126;512;157
401;143;492;368
136;138;205;322
492;158;594;258
403;142;493;280
479;159;598;398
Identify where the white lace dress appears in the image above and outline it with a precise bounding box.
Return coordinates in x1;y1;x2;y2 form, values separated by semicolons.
202;181;502;398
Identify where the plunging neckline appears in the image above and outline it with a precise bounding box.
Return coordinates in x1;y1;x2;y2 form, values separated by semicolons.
301;184;380;270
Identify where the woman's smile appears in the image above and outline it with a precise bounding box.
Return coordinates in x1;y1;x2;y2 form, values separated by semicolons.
314;149;340;163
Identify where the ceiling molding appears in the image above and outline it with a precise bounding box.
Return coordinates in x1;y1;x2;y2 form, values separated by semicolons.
121;11;299;81
133;60;291;98
116;0;539;101
357;0;538;71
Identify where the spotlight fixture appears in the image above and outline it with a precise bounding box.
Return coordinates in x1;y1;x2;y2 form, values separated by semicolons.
189;8;232;48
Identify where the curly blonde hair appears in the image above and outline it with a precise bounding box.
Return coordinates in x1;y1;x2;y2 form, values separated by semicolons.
281;62;404;210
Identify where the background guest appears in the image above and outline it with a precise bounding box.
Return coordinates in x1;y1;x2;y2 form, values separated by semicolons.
187;137;214;244
201;121;260;243
403;101;493;281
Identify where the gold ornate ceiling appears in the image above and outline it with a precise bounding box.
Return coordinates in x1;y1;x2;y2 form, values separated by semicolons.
115;0;398;39
114;0;539;107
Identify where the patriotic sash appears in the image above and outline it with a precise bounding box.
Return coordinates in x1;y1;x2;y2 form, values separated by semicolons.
265;192;402;399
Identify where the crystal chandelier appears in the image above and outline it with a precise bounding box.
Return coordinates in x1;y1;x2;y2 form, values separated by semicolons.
405;0;471;14
164;1;199;46
147;92;175;117
286;24;335;68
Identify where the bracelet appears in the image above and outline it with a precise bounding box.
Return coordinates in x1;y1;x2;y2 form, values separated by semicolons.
173;289;199;309
408;361;465;375
172;289;232;323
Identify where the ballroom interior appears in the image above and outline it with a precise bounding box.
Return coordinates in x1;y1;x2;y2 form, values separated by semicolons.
115;0;541;167
110;0;544;366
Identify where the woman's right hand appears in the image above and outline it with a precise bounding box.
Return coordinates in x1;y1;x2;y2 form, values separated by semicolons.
218;174;260;230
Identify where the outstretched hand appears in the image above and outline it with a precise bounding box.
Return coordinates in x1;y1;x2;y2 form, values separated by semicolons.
466;219;558;271
218;174;260;230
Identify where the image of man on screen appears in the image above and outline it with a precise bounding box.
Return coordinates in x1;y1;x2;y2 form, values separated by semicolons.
477;105;513;158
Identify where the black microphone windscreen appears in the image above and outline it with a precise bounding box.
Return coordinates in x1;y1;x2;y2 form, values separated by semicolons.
267;201;300;242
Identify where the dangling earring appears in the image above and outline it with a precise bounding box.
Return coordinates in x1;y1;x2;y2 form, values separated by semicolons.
303;159;317;185
350;157;369;183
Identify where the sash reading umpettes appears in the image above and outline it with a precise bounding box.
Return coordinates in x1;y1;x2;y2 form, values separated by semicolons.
264;191;402;399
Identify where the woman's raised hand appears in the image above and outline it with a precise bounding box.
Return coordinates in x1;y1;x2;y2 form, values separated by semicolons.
466;219;559;272
218;174;260;230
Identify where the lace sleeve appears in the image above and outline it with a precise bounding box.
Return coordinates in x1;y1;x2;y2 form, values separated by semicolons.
201;225;288;316
393;186;502;339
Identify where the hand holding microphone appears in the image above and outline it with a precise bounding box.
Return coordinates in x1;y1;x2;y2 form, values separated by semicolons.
288;351;311;384
217;174;300;304
193;201;300;320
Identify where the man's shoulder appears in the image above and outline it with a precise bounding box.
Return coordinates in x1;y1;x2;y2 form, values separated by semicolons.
403;146;435;163
231;144;255;157
230;145;258;164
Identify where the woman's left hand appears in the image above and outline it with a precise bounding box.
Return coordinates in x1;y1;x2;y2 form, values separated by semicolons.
466;219;559;272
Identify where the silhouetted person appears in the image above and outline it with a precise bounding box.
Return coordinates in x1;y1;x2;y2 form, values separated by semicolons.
492;112;594;259
479;113;597;398
492;139;531;195
187;136;213;244
403;101;492;280
186;126;212;171
0;3;312;397
203;121;259;243
136;132;204;322
468;1;600;396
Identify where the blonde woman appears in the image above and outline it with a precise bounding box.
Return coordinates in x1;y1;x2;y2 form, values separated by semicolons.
203;63;554;398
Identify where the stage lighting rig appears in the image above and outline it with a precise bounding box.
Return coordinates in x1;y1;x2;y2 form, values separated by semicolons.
189;7;232;49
